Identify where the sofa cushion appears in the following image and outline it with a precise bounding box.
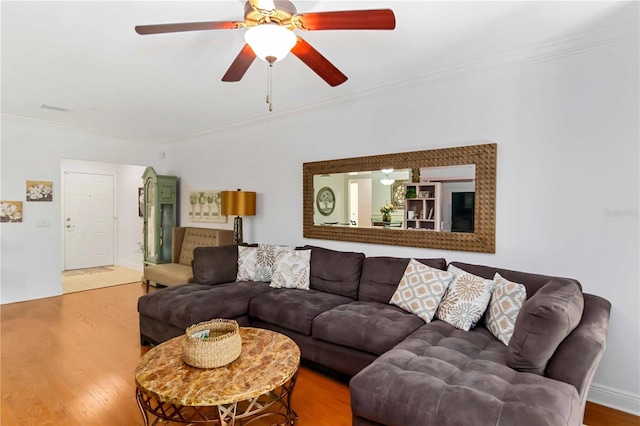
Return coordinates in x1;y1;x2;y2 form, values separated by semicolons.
358;257;447;304
486;273;527;345
389;259;454;323
138;281;272;330
435;265;496;331
144;263;193;286
350;321;582;426
507;279;584;375
255;243;293;282
237;245;259;281
270;249;311;289
304;245;365;299
249;288;352;335
448;261;581;299
192;244;238;285
313;301;425;355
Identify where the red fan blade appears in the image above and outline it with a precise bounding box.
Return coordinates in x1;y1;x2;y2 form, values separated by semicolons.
290;37;347;87
293;9;395;31
222;44;257;82
135;21;244;35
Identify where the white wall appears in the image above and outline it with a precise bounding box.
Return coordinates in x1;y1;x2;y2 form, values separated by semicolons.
1;117;161;303
164;41;639;412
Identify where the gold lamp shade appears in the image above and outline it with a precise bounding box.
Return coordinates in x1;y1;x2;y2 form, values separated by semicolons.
221;190;256;244
221;190;256;216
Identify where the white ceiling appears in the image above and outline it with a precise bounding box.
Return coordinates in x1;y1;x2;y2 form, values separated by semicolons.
1;1;637;143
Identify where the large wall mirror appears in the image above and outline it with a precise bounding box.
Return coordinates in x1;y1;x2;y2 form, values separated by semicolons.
303;143;497;253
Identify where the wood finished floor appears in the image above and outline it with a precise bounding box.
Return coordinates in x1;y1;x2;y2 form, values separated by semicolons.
1;282;637;425
61;265;142;294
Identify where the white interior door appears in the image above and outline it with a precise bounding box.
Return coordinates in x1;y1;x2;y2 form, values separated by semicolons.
349;182;359;225
64;172;114;270
349;179;372;227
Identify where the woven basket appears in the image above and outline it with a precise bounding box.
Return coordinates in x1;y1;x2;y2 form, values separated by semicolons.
182;319;241;369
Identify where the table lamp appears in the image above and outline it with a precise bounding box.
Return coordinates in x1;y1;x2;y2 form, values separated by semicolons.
221;189;256;244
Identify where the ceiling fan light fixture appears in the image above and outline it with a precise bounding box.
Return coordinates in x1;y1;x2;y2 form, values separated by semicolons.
380;168;395;185
244;24;297;63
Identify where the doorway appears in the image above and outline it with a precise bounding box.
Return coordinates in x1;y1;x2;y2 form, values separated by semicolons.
349;178;372;227
63;172;115;270
60;160;147;294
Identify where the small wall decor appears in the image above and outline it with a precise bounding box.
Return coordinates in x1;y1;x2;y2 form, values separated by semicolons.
316;187;335;216
189;190;227;223
138;187;144;217
392;180;408;208
1;201;23;223
26;180;53;202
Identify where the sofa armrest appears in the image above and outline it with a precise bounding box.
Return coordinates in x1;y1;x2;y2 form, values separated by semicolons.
545;293;611;409
172;227;186;263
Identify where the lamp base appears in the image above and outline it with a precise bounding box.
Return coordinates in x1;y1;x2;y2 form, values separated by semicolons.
233;216;243;244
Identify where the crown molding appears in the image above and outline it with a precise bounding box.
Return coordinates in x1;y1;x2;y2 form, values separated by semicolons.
0;114;158;145
163;23;639;144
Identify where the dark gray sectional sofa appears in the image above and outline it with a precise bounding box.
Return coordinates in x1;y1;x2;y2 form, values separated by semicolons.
137;244;611;426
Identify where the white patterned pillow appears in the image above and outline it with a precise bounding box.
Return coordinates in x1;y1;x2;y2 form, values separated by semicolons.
270;250;312;289
389;259;454;323
435;266;496;331
486;273;527;345
237;245;258;281
255;243;292;282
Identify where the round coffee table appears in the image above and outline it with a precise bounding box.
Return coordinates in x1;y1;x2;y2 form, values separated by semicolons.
135;327;300;425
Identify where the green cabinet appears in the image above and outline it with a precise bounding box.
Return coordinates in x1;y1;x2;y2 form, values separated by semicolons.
143;167;178;265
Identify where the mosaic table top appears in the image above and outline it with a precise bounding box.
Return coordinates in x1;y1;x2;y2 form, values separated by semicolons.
135;327;300;406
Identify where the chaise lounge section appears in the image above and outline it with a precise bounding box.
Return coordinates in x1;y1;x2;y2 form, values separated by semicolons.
137;244;611;425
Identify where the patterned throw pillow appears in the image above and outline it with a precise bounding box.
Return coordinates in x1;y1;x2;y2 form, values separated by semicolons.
486;273;527;345
237;245;258;281
270;250;312;289
435;265;496;331
389;259;454;323
255;243;292;282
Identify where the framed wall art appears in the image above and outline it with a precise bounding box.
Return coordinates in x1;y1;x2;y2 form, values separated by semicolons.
26;180;53;202
316;187;335;216
189;190;227;223
138;187;144;217
1;201;23;223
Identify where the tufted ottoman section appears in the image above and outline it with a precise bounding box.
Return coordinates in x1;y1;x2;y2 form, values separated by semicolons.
138;281;272;331
350;321;581;426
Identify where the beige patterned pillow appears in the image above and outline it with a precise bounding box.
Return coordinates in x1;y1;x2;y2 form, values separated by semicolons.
255;243;292;282
435;265;495;331
486;273;527;345
237;245;258;281
270;250;311;289
389;259;454;323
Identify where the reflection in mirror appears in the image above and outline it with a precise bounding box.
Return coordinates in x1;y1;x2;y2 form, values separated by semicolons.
313;165;477;233
303;143;496;253
313;169;410;227
419;164;476;233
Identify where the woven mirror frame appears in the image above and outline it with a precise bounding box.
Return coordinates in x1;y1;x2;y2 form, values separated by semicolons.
303;143;497;253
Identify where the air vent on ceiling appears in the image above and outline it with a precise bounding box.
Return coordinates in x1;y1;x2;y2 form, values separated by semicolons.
41;104;71;112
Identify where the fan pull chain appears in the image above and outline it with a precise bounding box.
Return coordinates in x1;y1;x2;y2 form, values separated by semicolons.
266;62;274;112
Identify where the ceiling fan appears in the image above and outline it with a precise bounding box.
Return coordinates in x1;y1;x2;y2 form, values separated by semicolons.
135;0;396;87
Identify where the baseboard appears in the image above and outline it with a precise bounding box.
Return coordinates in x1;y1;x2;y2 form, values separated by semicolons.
116;260;143;272
0;286;63;305
588;383;640;416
